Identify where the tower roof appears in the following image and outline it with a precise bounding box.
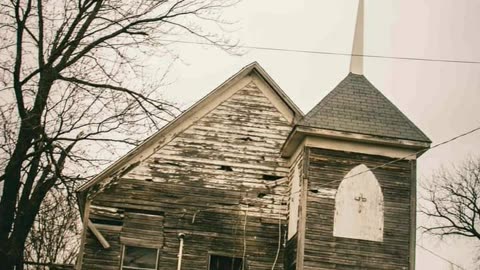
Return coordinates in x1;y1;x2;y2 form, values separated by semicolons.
298;73;431;143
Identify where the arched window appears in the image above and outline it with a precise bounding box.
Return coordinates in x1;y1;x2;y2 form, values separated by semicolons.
333;164;384;242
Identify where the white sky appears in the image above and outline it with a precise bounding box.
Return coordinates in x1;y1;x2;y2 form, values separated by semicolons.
145;0;480;269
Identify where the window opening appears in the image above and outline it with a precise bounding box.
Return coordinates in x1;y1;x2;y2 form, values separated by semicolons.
208;254;243;270
121;246;159;270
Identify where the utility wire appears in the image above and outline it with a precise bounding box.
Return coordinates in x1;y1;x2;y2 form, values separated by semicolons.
285;126;480;268
416;244;466;270
313;125;480;188
287;125;480;196
271;217;282;270
160;39;480;65
241;205;248;270
287;125;479;268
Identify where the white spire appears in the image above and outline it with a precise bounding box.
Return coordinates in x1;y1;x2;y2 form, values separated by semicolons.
350;0;364;75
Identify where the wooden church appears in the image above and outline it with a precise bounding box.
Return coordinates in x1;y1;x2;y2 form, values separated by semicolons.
75;1;431;269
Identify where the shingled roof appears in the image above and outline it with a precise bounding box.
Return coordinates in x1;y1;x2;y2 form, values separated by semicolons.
298;73;431;143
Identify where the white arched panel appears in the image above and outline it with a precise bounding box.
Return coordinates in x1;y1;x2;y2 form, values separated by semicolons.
333;164;384;242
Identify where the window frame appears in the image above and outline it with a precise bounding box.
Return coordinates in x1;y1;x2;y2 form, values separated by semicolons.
120;245;160;270
207;253;245;270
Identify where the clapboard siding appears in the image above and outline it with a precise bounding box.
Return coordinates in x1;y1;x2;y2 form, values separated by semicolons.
303;148;413;270
82;225;122;270
80;81;290;270
284;147;304;269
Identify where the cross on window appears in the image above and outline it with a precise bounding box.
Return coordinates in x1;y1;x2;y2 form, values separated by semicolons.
354;193;367;213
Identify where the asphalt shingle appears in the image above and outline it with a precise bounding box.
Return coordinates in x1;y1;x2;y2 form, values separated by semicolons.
299;73;431;142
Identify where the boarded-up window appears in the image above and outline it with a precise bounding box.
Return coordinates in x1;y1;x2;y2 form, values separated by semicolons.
121;212;164;248
288;163;301;239
333;164;384;242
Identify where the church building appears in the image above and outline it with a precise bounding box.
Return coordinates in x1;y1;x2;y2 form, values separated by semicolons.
75;1;431;269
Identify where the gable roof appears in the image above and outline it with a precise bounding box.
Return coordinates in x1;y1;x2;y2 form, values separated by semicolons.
76;62;303;200
298;73;431;143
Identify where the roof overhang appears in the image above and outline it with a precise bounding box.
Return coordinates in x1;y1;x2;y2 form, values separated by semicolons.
281;125;431;158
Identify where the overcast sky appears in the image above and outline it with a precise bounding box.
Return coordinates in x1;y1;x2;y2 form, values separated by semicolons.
143;0;480;268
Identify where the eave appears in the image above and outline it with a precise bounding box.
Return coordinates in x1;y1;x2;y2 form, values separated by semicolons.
281;125;431;158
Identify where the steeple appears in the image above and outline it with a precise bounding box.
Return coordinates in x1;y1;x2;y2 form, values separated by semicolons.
282;0;431;157
281;3;431;269
350;0;364;75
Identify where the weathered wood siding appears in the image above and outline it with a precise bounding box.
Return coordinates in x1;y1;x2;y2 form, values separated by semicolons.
80;81;292;269
303;148;413;270
284;148;304;270
82;224;122;269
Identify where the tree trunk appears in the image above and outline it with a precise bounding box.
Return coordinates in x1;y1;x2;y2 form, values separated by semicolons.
0;178;54;270
0;201;42;270
0;238;26;270
0;124;35;243
0;74;54;269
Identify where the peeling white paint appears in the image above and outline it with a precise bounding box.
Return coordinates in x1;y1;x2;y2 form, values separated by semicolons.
90;205;119;213
313;188;337;199
288;162;301;239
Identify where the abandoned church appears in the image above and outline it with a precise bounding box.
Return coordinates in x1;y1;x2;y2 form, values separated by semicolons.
75;1;431;269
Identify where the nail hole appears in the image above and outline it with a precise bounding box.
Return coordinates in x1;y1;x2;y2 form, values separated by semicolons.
262;175;283;181
257;193;267;198
219;165;233;171
166;162;182;167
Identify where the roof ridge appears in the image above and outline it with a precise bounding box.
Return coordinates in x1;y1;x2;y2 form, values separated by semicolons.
359;75;431;142
300;74;352;123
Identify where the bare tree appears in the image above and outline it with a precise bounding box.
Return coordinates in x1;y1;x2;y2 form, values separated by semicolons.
0;0;239;268
24;189;80;269
420;157;480;240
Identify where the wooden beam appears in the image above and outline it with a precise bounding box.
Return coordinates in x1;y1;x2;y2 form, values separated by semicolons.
409;160;417;270
88;219;111;249
75;200;91;270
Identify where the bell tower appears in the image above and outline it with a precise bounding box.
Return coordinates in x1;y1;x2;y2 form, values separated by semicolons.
282;1;431;269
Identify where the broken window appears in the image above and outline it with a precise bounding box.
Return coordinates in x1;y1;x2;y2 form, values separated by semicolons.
121;246;159;270
208;254;243;270
333;164;384;242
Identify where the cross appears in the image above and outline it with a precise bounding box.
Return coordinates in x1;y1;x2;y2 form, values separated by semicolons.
354;193;367;213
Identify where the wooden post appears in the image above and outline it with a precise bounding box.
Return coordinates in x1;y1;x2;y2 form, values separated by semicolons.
409;160;417;270
75;201;90;270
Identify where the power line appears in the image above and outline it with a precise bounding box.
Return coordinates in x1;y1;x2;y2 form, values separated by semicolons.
160;39;480;65
291;126;480;268
314;125;480;188
416;244;466;270
327;126;480;188
287;125;480;194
